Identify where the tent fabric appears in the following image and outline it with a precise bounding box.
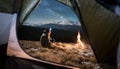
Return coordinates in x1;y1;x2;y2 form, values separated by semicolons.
0;13;13;45
78;0;120;66
0;0;20;14
95;0;119;12
0;0;15;13
118;40;120;69
0;44;7;69
19;0;41;24
4;56;71;69
95;0;120;16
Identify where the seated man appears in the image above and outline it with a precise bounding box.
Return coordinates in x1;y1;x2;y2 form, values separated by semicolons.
40;29;51;48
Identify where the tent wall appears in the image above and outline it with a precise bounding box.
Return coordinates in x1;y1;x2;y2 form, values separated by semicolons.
0;0;41;26
0;13;14;69
19;0;40;24
78;0;120;66
0;0;16;13
0;13;14;45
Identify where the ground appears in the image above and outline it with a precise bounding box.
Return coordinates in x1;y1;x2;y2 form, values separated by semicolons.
19;40;102;69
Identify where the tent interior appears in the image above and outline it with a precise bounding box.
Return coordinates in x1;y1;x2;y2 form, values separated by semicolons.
0;0;120;69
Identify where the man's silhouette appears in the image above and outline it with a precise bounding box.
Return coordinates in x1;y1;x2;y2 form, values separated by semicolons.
40;29;51;47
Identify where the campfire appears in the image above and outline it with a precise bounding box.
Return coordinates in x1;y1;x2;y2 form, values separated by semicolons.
76;31;85;49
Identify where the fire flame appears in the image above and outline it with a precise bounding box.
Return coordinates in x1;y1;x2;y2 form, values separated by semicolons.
77;31;85;49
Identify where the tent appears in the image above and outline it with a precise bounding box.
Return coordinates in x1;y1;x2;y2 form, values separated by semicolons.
0;0;120;69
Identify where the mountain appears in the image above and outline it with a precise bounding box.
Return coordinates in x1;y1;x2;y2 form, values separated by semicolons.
35;24;81;32
18;25;77;43
24;19;81;32
57;19;80;25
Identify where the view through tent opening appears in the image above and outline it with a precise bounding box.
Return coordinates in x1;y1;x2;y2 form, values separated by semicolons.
17;0;102;68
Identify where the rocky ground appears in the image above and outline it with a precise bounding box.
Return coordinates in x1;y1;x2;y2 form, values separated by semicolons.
19;40;102;69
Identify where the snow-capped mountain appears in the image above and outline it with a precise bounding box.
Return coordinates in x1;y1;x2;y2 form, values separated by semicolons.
57;19;80;25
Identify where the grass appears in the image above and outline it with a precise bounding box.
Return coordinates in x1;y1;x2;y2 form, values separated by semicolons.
19;40;102;69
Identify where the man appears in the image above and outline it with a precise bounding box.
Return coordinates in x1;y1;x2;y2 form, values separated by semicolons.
40;28;51;48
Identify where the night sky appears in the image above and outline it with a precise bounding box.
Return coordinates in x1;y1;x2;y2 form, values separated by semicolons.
24;0;80;26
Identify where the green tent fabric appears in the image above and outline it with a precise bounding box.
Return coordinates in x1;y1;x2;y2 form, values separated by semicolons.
0;0;21;13
78;0;120;66
18;0;41;24
0;0;40;22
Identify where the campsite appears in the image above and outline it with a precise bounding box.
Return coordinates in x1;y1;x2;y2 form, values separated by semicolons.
18;25;102;69
0;0;120;69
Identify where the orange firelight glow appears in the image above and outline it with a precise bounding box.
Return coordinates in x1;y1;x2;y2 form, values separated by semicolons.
77;31;85;49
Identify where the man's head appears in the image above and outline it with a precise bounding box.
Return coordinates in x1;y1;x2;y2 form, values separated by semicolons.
43;29;51;35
